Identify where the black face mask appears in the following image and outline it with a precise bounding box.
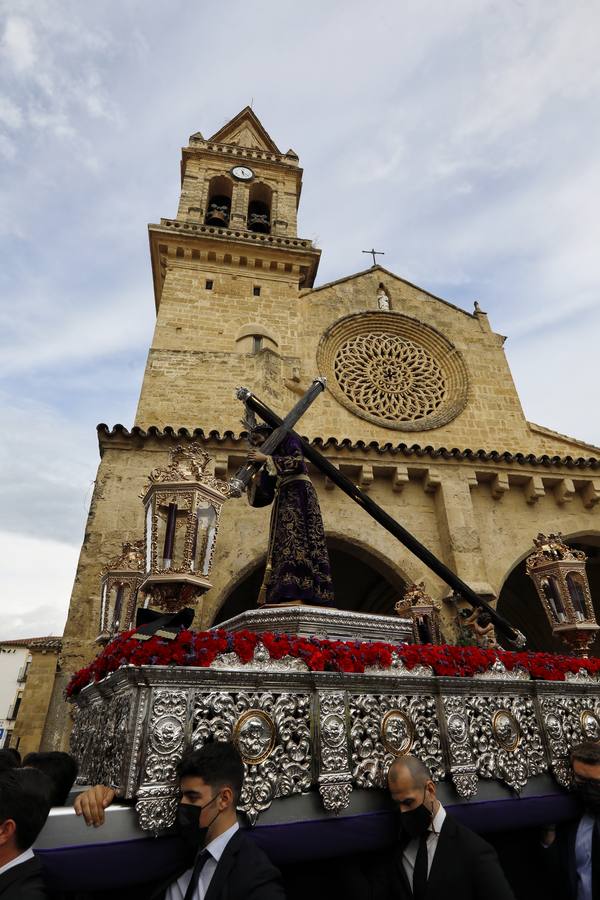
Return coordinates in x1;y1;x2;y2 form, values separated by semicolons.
397;788;433;840
176;794;221;850
574;779;600;814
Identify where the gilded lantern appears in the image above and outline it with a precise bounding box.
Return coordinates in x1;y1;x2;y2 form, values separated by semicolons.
395;582;442;644
140;444;230;612
526;532;598;657
97;540;145;643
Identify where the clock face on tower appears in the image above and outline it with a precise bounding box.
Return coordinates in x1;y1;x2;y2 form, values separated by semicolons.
231;165;254;181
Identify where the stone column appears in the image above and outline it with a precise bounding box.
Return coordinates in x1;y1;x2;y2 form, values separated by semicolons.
432;470;493;596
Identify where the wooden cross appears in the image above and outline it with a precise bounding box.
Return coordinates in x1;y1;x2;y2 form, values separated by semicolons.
362;248;385;266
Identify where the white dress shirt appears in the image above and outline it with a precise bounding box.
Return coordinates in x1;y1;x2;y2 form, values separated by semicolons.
0;847;35;876
166;822;239;900
402;802;447;888
575;813;596;900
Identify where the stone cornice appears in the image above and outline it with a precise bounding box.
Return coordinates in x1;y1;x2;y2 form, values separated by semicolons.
148;220;321;307
97;424;600;471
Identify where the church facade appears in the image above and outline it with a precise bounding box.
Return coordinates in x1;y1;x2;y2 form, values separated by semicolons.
39;108;600;749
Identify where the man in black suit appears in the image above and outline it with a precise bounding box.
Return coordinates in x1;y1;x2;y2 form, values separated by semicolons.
76;742;285;900
542;741;600;900
360;755;515;900
0;767;52;899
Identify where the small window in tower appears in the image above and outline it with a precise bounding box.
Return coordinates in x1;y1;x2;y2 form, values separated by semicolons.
253;286;261;297
205;280;214;290
252;336;263;353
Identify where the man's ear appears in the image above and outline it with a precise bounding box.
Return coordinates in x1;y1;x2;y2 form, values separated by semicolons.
0;818;16;847
219;786;234;810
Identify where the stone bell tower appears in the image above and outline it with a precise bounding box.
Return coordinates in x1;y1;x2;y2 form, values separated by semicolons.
136;107;321;431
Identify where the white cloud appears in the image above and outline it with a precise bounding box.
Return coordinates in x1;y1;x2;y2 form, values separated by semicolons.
2;16;36;72
0;531;78;639
0;132;16;158
0;94;22;128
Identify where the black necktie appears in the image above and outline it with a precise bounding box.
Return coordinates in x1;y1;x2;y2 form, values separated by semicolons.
183;848;210;900
413;833;429;900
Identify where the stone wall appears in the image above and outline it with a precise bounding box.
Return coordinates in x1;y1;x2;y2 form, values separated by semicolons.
12;650;59;756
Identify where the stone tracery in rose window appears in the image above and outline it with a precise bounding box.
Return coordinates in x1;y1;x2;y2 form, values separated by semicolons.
317;311;469;432
334;333;447;424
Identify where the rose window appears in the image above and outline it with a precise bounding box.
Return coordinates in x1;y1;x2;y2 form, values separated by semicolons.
317;311;469;431
334;334;446;423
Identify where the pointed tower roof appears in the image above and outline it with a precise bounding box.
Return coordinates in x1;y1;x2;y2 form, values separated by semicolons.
208;107;281;154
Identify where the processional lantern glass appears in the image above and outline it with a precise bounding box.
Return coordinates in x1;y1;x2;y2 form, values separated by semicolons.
526;532;599;657
97;540;145;644
140;443;230;612
395;582;442;644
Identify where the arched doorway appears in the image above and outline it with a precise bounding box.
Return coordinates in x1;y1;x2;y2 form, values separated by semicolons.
212;537;406;625
496;533;600;654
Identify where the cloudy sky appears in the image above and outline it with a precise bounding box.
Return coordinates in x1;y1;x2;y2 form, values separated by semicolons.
1;0;599;638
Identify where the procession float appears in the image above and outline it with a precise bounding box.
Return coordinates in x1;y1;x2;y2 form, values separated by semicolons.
36;382;600;893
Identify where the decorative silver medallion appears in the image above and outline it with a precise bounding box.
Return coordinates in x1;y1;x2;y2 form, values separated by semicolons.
447;713;468;744
233;709;276;764
492;710;521;752
381;710;414;756
580;710;600;741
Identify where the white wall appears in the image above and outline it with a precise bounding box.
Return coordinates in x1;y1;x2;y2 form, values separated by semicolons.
0;646;29;747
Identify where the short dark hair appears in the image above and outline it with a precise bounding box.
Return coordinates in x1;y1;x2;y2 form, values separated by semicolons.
3;748;21;766
571;742;600;767
177;742;244;804
0;749;19;774
0;768;52;850
23;751;79;806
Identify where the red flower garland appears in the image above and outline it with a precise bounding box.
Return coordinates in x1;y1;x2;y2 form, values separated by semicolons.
65;628;600;698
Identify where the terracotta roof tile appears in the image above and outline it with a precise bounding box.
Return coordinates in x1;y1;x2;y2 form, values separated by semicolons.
0;636;62;650
97;424;600;470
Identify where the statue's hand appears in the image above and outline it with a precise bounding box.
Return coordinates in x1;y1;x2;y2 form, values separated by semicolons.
248;449;268;463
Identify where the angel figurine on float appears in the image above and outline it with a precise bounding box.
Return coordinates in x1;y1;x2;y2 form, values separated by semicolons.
247;425;335;607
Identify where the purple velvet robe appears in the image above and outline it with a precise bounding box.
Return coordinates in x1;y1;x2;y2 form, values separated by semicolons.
261;434;334;606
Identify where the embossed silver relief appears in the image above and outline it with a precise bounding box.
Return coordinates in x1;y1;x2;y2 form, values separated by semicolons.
73;664;600;835
580;710;600;741
71;692;132;790
540;695;600;787
350;694;443;790
135;689;188;830
492;710;521;752
192;691;311;825
381;710;413;756
210;641;310;673
234;710;276;764
443;696;477;799
318;692;352;812
466;695;546;792
447;713;468;744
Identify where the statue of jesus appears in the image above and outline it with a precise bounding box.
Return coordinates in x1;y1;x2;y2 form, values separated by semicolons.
247;425;335;607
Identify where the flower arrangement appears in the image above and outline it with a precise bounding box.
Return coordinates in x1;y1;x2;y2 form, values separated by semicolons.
65;628;600;698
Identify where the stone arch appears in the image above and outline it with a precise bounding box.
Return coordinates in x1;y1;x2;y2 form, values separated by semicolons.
247;182;272;233
235;323;279;355
205;175;233;227
210;533;408;626
496;530;600;653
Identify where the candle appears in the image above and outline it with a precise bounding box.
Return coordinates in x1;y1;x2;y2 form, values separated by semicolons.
162;503;177;568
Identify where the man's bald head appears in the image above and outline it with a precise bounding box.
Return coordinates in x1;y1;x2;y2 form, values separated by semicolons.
387;755;438;815
388;756;432;789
